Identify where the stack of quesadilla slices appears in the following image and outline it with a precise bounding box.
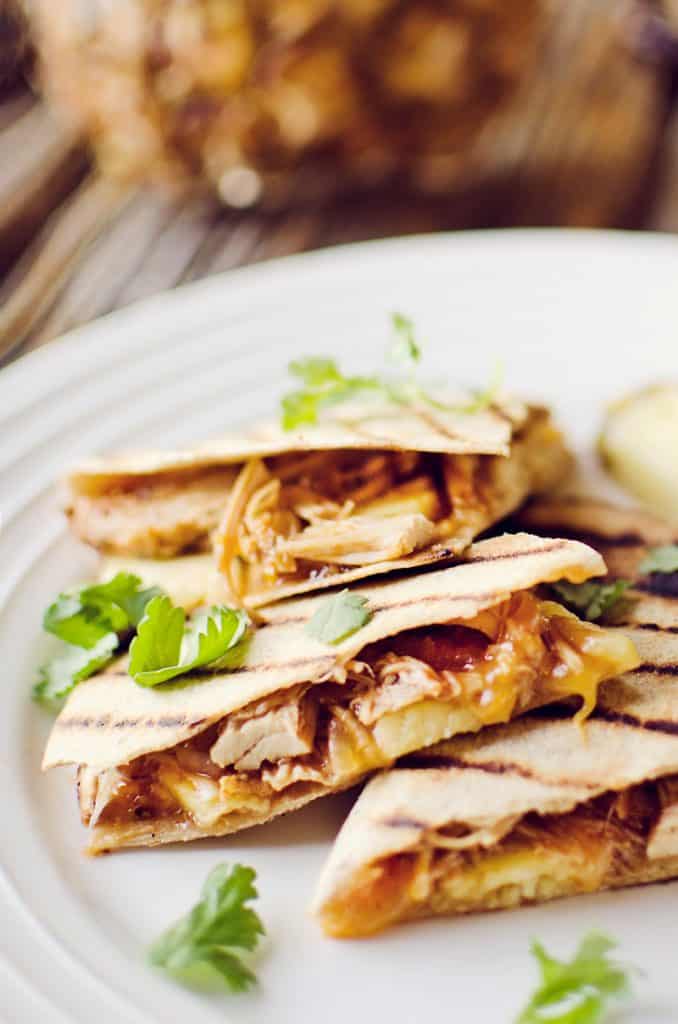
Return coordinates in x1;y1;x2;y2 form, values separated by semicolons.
313;498;678;936
41;395;678;941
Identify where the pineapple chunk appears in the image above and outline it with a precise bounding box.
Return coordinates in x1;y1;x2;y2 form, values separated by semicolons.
362;476;441;520
435;840;609;912
373;699;482;761
159;769;225;828
599;386;678;523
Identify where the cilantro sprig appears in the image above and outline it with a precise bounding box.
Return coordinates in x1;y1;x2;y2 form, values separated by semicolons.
281;358;383;431
305;589;372;645
35;576;251;706
43;572;161;646
517;932;632;1024
549;579;630;623
550;543;678;620
388;312;421;368
33;573;161;708
129;596;250;687
34;633;120;707
639;544;678;575
281;313;502;430
149;863;265;993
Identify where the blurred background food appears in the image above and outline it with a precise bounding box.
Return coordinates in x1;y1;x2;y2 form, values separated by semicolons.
2;0;678;362
35;0;544;206
600;386;678;524
30;0;673;218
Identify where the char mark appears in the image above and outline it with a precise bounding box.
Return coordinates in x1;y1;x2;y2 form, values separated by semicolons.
631;662;678;678
466;539;568;565
508;523;646;550
596;709;678;737
381;815;427;830
636;575;678;599
401;749;590;788
616;622;678;635
59;713;195;729
265;542;574;625
414;408;465;443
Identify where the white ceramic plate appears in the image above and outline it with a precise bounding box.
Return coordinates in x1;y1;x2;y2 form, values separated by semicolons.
1;229;677;1024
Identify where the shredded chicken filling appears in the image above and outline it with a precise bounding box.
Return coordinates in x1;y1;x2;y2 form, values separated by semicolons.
84;593;634;833
216;447;496;600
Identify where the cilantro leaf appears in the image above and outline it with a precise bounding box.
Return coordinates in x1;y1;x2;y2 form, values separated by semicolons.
129;596;250;687
389;313;421;369
35;573;164;711
89;573;163;627
459;360;504;414
149;863;265;994
281;356;382;431
549;580;630;623
306;589;372;645
43;573;161;647
280;313;503;430
289;357;343;389
33;632;118;708
516;932;632;1024
639;544;678;575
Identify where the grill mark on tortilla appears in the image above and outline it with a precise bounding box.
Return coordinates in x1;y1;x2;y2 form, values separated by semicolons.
629;662;678;678
488;402;515;427
401;750;598;788
636;576;678;599
414;408;466;443
262;541;573;626
337;422;403;448
466;539;568;563
618;622;678;635
59;713;196;730
517;524;647;549
381;815;427;830
596;709;678;737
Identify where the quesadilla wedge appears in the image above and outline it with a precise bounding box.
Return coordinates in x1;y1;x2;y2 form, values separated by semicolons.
41;532;637;853
313;673;678;938
67;396;571;608
314;496;678;938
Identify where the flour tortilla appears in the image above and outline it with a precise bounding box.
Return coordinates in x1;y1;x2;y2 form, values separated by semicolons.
70;401;571;608
312;695;678;931
43;531;603;773
68;396;530;494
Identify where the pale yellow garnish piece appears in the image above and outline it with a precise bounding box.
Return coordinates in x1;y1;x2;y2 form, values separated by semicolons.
599;385;678;524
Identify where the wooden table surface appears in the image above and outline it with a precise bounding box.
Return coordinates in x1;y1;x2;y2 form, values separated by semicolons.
3;69;678;368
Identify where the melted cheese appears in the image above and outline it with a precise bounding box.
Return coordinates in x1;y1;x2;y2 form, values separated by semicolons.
319;824;613;938
93;597;639;836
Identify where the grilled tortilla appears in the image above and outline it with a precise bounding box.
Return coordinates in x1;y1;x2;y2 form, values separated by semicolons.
67;397;571;608
313;683;678;938
42;533;636;853
313;497;678;938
